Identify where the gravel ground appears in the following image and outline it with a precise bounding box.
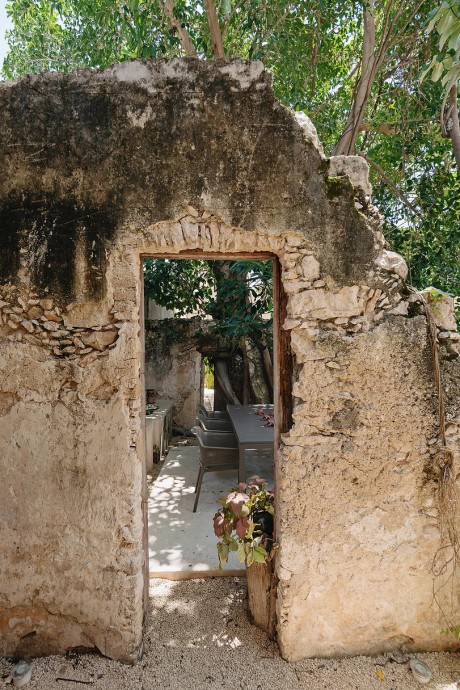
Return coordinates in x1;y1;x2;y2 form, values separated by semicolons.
2;578;460;690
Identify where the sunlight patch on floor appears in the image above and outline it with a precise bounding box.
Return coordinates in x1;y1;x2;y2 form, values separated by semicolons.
148;443;274;578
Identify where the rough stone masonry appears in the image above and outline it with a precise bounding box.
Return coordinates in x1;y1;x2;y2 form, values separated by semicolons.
0;59;459;662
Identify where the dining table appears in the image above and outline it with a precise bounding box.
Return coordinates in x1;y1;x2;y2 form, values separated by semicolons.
226;404;274;483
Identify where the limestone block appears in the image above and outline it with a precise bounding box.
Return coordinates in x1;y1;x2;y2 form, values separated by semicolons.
388;301;409;316
63;301;113;328
80;330;118;351
27;305;43;319
293;112;325;157
420;288;458;332
329;155;372;197
375;250;408;280
39;298;53;310
282;319;301;330
289;286;363;320
291;329;336;363
301;255;321;281
283;280;314;294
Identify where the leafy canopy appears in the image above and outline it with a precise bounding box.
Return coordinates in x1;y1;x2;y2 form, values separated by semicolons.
143;258;273;346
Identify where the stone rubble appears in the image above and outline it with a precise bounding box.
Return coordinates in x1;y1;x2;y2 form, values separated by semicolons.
0;290;120;362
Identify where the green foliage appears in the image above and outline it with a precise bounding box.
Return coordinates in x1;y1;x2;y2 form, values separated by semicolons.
209;260;273;346
422;1;460;94
203;356;214;388
143;258;273;348
144;259;214;317
213;477;274;569
383;163;460;296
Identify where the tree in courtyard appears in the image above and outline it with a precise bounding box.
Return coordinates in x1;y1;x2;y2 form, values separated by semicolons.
144;258;274;404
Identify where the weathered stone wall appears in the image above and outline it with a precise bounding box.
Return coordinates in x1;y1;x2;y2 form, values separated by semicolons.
144;317;202;428
0;59;459;662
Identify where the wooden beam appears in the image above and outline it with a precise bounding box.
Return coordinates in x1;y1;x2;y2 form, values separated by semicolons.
273;257;292;437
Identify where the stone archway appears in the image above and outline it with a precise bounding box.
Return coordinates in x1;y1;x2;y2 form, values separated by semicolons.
0;59;459;663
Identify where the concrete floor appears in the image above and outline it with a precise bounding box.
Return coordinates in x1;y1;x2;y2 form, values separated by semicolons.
148;441;274;579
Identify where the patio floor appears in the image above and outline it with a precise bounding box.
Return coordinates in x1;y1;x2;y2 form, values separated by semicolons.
148;441;274;579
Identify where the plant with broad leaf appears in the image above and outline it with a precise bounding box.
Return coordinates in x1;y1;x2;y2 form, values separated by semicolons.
421;1;460;169
213;477;274;569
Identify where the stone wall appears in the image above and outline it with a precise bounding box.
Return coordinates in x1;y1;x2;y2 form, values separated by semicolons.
0;59;459;662
144;317;202;428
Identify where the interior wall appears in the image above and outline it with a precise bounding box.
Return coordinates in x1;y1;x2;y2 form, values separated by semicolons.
144;317;202;428
0;59;459;663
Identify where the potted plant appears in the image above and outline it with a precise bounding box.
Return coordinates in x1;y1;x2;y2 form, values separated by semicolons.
213;477;277;637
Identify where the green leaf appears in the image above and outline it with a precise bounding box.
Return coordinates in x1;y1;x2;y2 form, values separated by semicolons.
252;549;266;563
217;541;229;563
441;64;460;85
431;60;445;81
237;542;246;563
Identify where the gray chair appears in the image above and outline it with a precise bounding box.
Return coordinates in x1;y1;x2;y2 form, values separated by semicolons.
191;426;239;512
198;404;229;420
196;409;233;432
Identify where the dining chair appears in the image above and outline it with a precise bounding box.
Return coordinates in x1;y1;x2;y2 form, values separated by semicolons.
191;426;239;513
197;404;230;420
196;409;233;432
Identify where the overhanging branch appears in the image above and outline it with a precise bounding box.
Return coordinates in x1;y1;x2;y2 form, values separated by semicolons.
356;150;422;217
159;0;197;57
204;0;225;57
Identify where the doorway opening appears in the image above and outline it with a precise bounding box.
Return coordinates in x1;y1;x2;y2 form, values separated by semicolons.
142;254;283;579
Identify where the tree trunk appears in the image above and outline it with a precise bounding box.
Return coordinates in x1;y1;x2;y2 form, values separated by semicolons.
448;84;460;171
214;358;240;405
240;338;251;404
246;338;271;404
204;0;225;57
333;0;377;156
262;346;273;392
246;558;276;638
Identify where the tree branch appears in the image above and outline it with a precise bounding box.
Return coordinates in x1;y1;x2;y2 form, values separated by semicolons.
359;117;438;135
333;0;427;156
385;0;425;51
204;0;225;57
333;0;377;155
159;0;196;57
447;83;460;171
356;150;421;217
221;0;248;41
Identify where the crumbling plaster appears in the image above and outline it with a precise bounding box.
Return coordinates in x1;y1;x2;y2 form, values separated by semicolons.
0;58;459;663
